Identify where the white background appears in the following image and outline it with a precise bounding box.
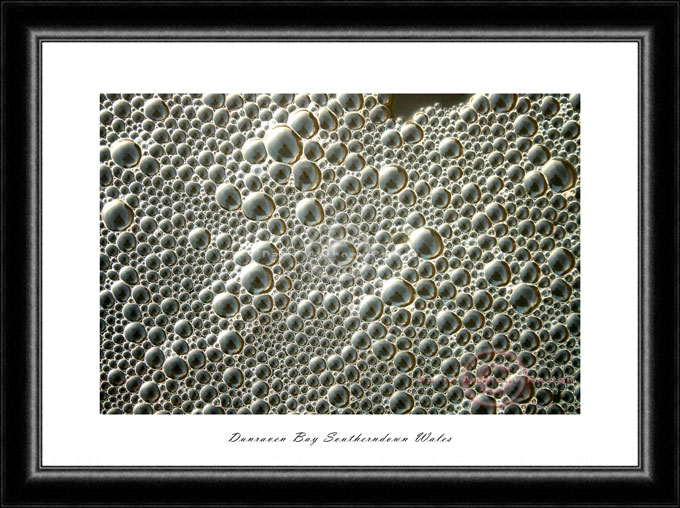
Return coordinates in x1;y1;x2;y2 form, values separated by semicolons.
42;42;638;466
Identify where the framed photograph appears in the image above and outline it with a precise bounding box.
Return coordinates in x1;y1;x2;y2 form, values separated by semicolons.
2;1;678;506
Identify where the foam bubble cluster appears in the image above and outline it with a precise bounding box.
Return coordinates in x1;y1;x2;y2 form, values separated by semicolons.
100;93;580;414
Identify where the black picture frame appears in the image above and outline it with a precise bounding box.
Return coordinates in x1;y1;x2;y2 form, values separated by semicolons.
1;1;678;506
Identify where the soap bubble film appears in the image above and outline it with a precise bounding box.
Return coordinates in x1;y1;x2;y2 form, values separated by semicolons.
100;93;580;415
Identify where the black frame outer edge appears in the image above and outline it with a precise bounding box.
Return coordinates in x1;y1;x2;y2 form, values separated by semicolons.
1;2;678;506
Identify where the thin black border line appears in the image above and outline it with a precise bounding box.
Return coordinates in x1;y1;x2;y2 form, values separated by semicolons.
34;36;646;41
676;0;680;500
35;37;643;473
37;25;43;478
638;31;645;479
